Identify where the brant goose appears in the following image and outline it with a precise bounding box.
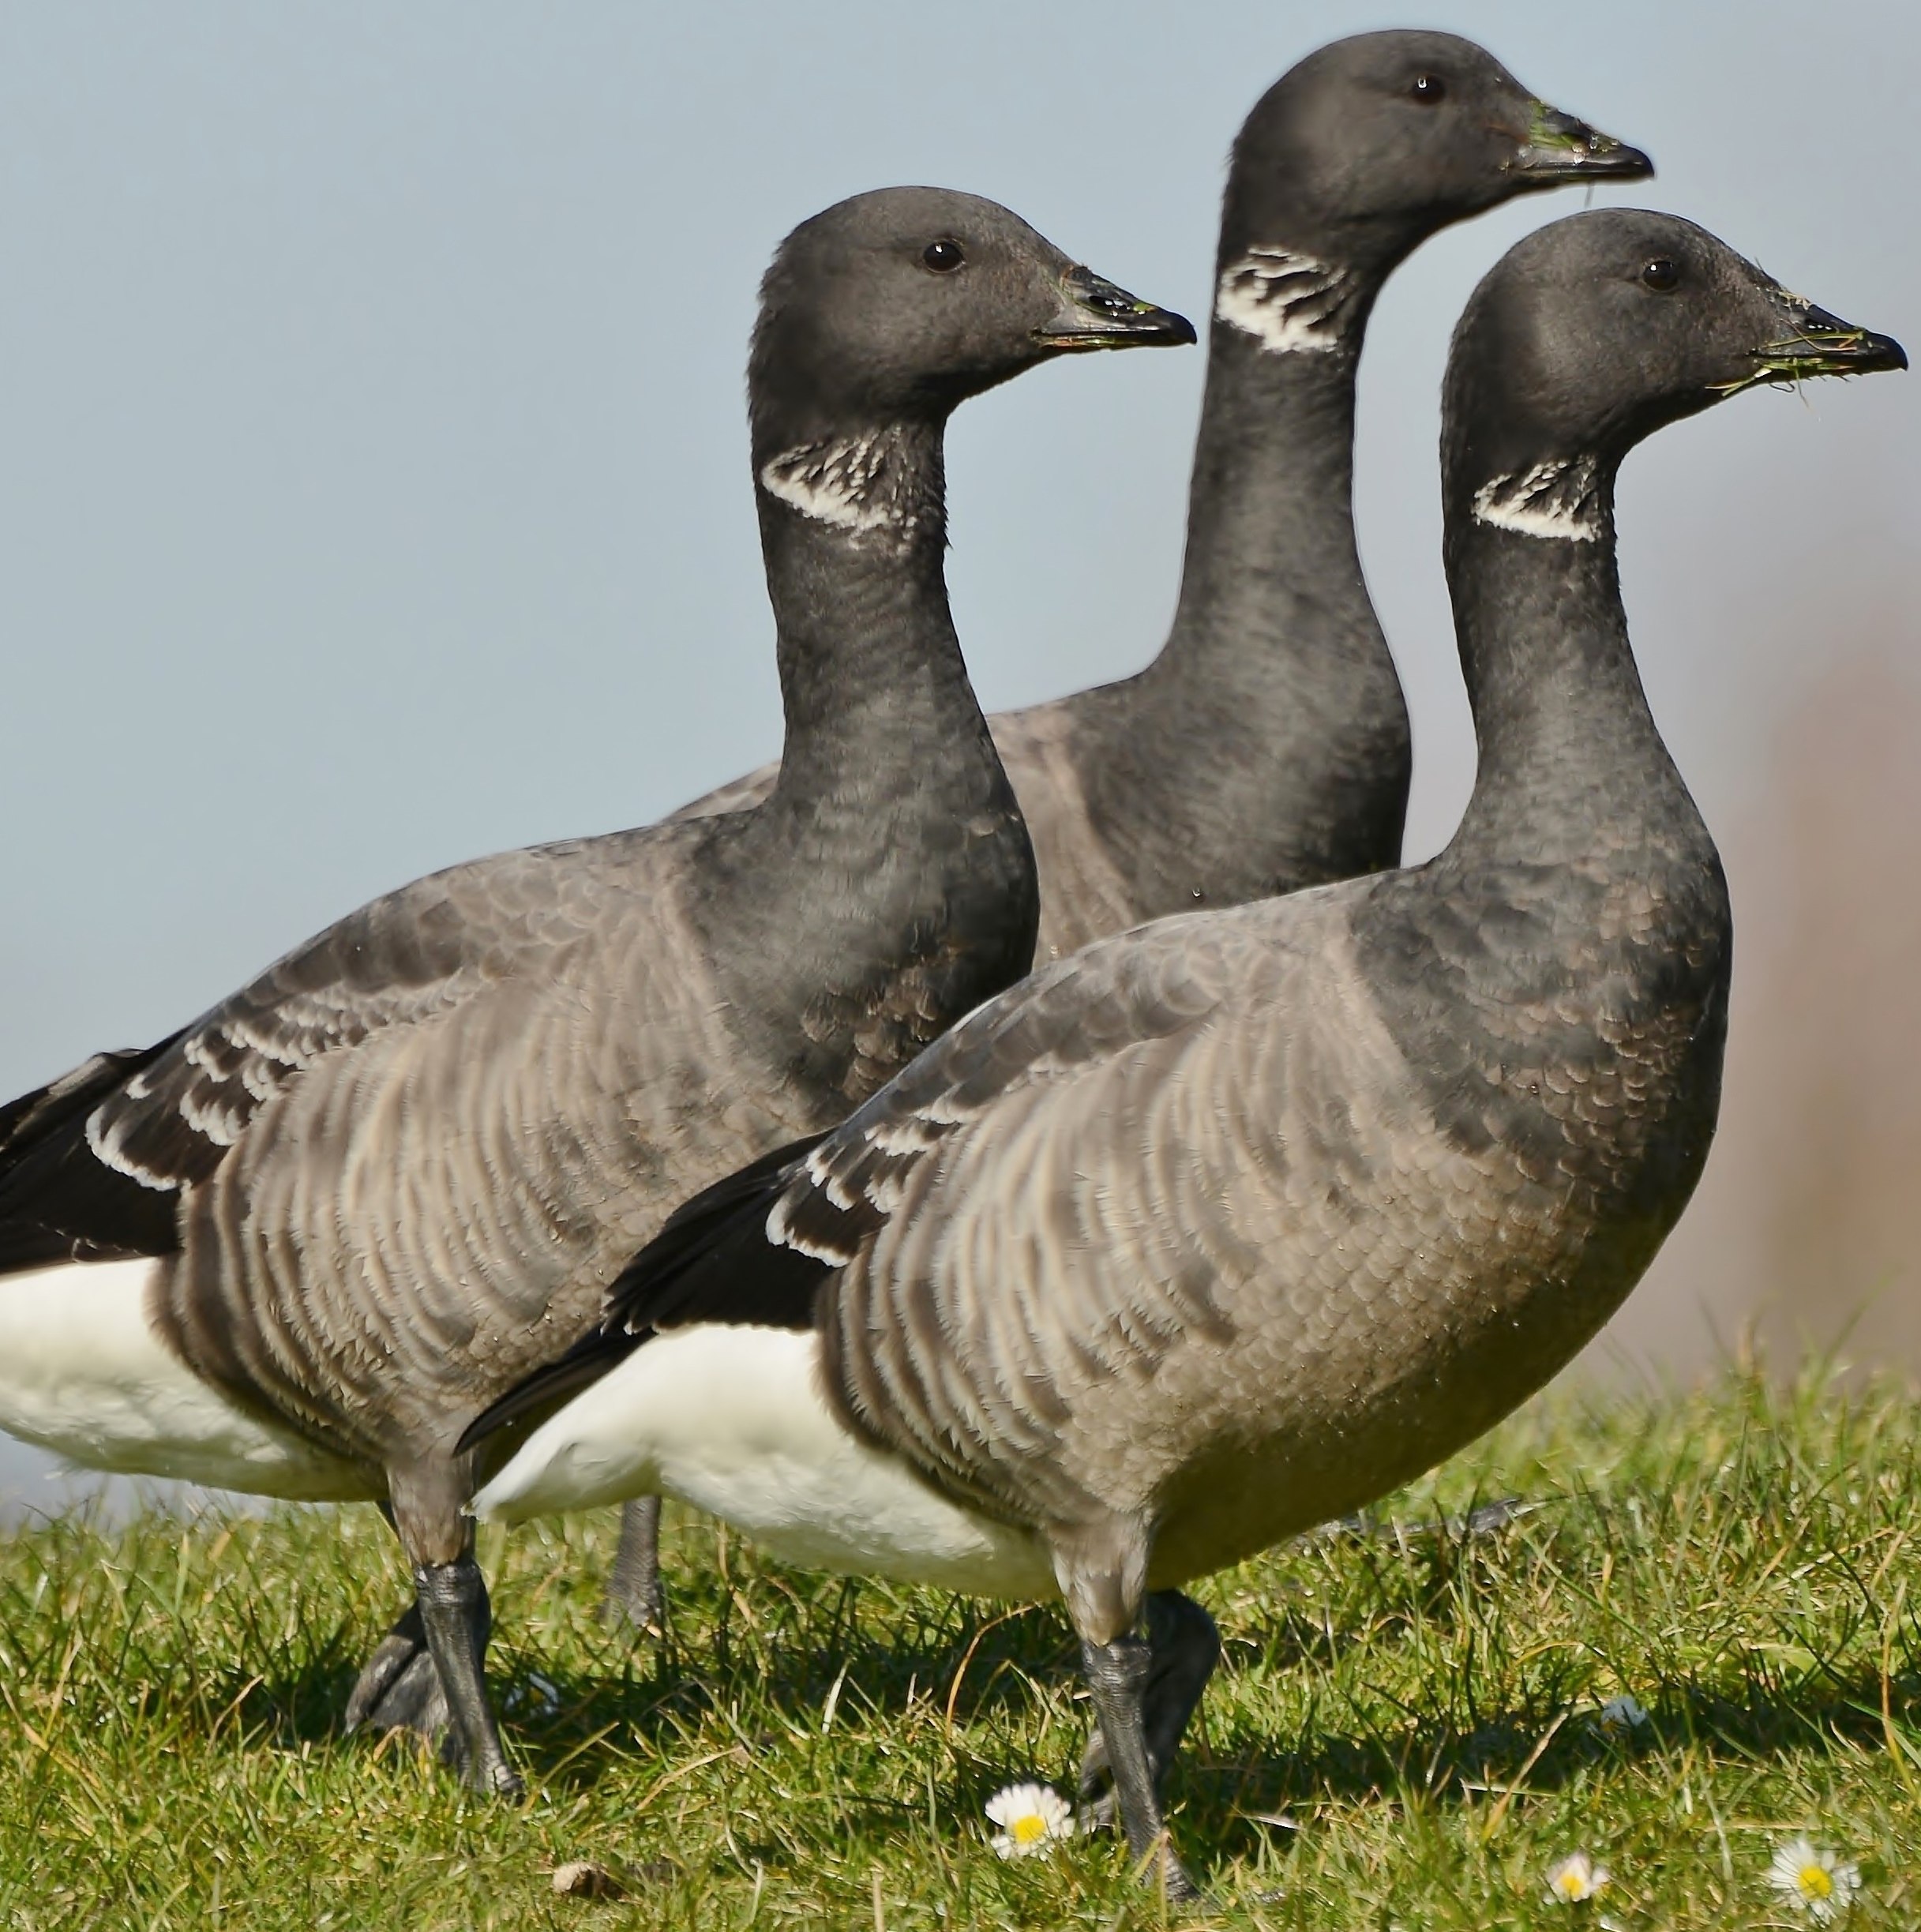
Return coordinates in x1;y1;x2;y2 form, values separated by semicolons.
471;212;1902;1887
596;33;1652;1628
0;188;1191;1795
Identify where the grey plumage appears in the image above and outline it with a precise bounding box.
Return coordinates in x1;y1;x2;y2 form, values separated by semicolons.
0;186;1192;1791
471;210;1904;1891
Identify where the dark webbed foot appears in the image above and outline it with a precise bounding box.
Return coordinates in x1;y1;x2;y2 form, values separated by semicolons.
599;1495;666;1633
1079;1590;1220;1833
343;1601;451;1746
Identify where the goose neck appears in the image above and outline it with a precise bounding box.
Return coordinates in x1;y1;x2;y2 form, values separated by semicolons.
1439;491;1690;861
752;423;995;823
700;417;1037;1097
1156;307;1379;688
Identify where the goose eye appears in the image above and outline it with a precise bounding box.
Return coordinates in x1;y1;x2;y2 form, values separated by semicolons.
921;238;966;273
1409;73;1446;104
1641;257;1681;292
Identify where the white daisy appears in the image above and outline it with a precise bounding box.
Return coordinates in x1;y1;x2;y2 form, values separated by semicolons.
1544;1851;1611;1903
1768;1837;1860;1919
985;1781;1075;1859
1596;1694;1649;1734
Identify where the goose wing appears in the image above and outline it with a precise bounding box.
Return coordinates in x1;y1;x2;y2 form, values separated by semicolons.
0;1040;186;1266
0;830;697;1281
809;889;1401;1526
670;760;778;822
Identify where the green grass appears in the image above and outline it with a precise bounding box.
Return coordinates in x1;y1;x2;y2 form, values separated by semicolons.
2;1365;1918;1930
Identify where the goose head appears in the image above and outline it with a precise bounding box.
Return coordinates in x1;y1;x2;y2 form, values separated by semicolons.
1220;31;1653;295
1443;208;1906;542
747;186;1193;460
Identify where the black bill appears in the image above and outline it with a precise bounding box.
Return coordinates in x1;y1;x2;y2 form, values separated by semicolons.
1508;100;1654;186
1036;267;1197;351
1720;290;1910;395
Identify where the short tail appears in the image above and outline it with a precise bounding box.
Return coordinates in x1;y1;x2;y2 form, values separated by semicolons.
457;1131;827;1456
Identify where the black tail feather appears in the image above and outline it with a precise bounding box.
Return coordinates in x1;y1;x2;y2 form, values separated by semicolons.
457;1131;831;1457
609;1131;826;1319
0;1039;178;1162
457;1325;645;1453
0;1035;187;1274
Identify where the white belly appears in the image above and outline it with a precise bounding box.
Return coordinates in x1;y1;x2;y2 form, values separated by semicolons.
0;1259;369;1500
474;1324;1057;1600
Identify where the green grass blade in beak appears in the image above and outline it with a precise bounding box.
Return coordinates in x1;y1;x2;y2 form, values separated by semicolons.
1725;294;1909;392
1508;102;1653;186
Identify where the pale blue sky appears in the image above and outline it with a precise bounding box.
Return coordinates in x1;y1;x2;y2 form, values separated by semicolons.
1;2;1914;1506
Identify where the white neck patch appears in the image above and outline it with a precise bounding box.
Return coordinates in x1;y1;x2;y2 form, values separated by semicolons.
759;428;935;540
1214;246;1355;355
1471;456;1603;542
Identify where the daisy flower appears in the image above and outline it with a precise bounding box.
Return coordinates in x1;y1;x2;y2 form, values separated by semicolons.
985;1781;1075;1859
1768;1837;1860;1920
1544;1851;1611;1903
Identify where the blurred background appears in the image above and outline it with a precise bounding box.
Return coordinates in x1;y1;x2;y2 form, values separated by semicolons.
0;2;1914;1514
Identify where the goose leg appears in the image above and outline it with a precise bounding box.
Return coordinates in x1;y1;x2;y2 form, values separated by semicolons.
1079;1591;1220;1831
1060;1533;1202;1898
600;1495;666;1631
413;1553;520;1796
388;1469;522;1799
1080;1630;1198;1900
344;1503;449;1745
